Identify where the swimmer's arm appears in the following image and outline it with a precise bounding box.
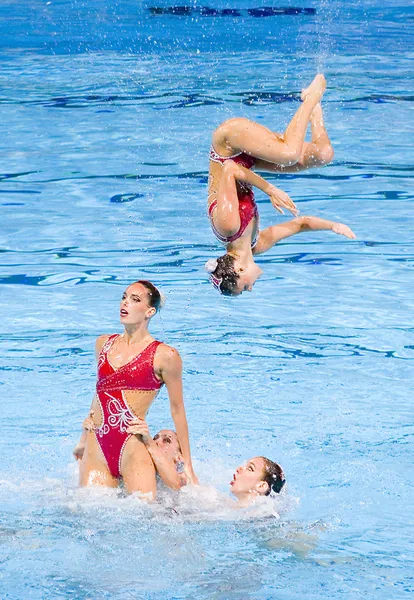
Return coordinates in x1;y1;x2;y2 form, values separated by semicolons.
127;419;183;490
74;335;109;452
73;434;86;460
73;337;110;460
72;335;110;455
253;216;356;255
147;445;183;490
159;347;198;485
73;407;96;460
228;162;298;216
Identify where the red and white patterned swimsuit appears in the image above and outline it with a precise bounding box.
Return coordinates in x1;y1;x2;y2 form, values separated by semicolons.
95;334;163;478
208;146;259;247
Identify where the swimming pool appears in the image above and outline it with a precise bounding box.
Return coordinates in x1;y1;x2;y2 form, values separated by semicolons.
0;1;413;598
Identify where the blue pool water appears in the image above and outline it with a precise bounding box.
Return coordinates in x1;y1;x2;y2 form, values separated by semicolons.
1;1;413;598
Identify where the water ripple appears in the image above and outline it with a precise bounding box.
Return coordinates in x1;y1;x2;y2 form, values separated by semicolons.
0;92;412;110
149;6;316;17
0;164;412;187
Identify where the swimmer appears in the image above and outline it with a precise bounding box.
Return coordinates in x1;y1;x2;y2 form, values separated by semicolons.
207;74;355;295
77;415;189;491
77;417;283;508
230;456;285;507
73;280;197;498
127;418;189;489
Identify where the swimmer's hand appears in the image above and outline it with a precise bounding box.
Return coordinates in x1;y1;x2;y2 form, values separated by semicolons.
127;418;152;445
73;443;85;461
267;185;299;217
332;222;356;239
82;410;96;432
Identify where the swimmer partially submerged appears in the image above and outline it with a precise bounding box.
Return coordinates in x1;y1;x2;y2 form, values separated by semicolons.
125;420;286;505
77;418;285;507
127;418;189;490
77;414;189;491
230;456;285;507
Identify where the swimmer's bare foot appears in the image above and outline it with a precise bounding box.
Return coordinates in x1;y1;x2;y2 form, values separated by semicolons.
301;74;326;104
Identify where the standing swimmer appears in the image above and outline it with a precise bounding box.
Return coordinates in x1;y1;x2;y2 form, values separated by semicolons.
206;74;355;295
73;280;197;498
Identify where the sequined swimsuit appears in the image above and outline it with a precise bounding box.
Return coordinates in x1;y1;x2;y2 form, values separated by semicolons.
208;145;259;247
95;334;163;478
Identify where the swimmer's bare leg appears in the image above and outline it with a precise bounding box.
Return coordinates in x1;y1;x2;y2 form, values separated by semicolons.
78;454;118;488
77;429;118;488
219;74;326;167
255;104;334;173
300;103;334;167
120;436;157;500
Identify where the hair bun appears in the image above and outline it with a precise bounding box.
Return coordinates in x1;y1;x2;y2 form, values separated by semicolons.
204;258;218;273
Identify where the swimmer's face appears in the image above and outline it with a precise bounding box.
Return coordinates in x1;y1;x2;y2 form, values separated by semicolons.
120;282;156;324
153;430;181;459
233;261;263;295
230;456;269;497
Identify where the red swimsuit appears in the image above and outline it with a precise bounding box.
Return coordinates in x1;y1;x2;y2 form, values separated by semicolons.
209;146;259;246
95;334;163;478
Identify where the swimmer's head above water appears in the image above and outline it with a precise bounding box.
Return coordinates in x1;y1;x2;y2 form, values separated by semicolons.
206;254;263;296
152;428;187;480
230;456;285;502
153;429;182;460
120;280;165;323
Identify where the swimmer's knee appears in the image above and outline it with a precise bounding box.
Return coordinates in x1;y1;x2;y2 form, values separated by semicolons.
224;117;249;128
221;159;240;177
318;144;334;165
281;148;302;167
220;117;250;141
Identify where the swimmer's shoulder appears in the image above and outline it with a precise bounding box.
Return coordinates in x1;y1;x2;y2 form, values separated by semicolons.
153;343;182;378
95;333;116;358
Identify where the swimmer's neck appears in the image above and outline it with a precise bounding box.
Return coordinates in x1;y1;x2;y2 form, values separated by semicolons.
122;324;152;345
226;235;253;260
227;239;255;265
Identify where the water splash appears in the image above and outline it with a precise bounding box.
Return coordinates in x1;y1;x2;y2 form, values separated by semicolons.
315;0;342;71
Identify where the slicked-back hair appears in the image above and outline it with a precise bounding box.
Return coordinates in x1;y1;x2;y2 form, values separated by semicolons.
260;456;286;495
212;254;240;296
136;280;161;312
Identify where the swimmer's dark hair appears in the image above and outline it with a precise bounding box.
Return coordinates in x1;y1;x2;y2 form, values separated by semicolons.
260;457;286;495
212;254;240;296
136;280;161;312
